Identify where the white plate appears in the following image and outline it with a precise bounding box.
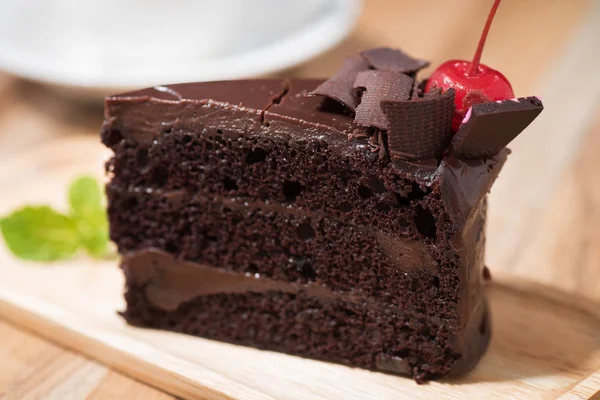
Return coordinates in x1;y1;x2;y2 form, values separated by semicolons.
0;0;360;96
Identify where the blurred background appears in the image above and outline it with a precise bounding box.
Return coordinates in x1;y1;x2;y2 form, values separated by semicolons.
0;1;600;397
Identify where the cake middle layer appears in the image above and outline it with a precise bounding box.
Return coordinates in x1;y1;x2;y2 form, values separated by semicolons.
108;184;464;315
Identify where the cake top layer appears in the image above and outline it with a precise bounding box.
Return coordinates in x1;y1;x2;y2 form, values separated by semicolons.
105;47;543;163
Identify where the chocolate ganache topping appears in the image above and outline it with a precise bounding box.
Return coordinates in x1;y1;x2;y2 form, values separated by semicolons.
309;47;544;162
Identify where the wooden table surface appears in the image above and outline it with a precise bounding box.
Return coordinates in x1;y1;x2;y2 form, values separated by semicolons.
0;0;597;398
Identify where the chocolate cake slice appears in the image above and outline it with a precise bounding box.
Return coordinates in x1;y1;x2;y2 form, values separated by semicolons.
101;48;543;382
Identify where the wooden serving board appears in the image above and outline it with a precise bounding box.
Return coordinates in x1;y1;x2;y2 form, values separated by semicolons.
1;136;600;400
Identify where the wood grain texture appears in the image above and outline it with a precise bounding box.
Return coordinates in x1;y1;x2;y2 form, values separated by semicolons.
0;0;593;398
1;137;600;399
0;321;174;400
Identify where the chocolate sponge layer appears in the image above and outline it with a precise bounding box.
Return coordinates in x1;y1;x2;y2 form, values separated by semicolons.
106;127;437;237
108;184;461;315
123;278;490;382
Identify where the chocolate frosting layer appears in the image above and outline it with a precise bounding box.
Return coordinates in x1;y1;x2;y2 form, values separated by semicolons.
122;248;338;312
123;248;441;320
104;72;542;164
103;80;287;145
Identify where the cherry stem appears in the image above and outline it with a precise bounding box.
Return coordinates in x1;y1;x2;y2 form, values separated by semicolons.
468;0;502;77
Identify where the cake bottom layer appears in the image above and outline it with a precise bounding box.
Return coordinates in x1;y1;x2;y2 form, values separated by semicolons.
122;267;490;383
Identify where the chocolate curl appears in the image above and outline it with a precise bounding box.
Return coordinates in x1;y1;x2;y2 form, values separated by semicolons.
361;47;430;75
451;97;544;159
353;70;414;129
381;89;455;160
309;55;371;111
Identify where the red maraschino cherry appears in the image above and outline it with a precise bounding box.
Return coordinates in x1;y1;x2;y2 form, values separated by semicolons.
425;0;514;130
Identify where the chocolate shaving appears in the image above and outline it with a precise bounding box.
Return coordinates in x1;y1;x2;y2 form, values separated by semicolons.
361;47;430;75
451;97;544;159
381;89;455;160
353;70;413;129
309;55;371;111
410;79;421;99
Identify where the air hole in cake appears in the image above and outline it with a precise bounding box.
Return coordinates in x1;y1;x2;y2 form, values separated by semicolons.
181;135;192;144
337;201;352;213
163;127;172;134
151;166;169;186
399;326;413;334
376;202;391;212
294;256;315;280
246;263;259;275
357;185;373;199
432;276;440;288
136;148;149;168
396;183;428;206
123;197;138;209
205;142;213;151
370;178;387;194
165;241;177;254
415;206;437;239
394;349;410;359
101;128;123;146
409;183;428;199
216;129;223;134
296;222;315;241
282;180;302;201
223;177;238;191
246;148;268;164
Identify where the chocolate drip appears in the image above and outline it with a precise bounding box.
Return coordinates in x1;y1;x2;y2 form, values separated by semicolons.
438;150;509;227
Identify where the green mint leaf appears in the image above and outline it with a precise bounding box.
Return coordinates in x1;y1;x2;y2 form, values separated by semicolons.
69;176;104;218
0;206;80;261
68;176;109;258
75;208;109;258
